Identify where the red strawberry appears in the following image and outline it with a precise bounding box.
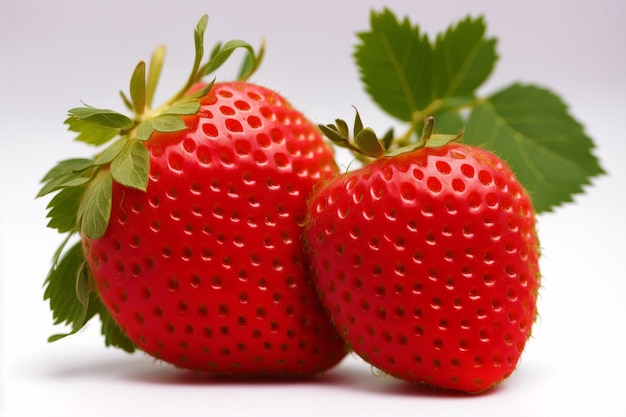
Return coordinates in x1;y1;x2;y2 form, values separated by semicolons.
40;17;346;376
305;120;540;391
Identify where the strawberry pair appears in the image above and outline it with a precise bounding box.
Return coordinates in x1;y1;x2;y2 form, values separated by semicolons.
40;15;540;393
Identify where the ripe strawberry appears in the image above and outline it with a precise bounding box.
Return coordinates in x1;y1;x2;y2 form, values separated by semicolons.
40;17;346;376
305;119;540;391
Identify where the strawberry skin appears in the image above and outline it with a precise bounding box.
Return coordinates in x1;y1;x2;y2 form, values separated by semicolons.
83;82;346;375
305;143;540;392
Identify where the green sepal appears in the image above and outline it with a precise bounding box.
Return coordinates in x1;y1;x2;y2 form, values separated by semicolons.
67;107;134;129
77;170;113;239
162;99;200;116
110;140;150;191
425;132;464;148
201;39;258;78
355;128;385;158
146;45;166;109
136;120;155;141
66;117;119;146
93;138;126;166
129;61;147;114
186;80;214;99
135;115;187;142
44;241;91;340
45;186;84;234
38;158;93;197
97;300;136;352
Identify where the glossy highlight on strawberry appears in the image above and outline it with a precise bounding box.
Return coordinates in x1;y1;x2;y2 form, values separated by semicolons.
305;143;541;391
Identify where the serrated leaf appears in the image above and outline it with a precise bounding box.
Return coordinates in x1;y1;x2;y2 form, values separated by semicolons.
356;128;385;157
66;117;119;146
68;107;134;129
152;114;187;133
41;158;93;184
46;186;83;233
130;61;147;114
433;16;497;99
162;99;200;116
463;83;605;212
110;140;150;191
44;242;89;334
38;159;93;198
354;8;434;121
78;170;113;239
97;300;136;352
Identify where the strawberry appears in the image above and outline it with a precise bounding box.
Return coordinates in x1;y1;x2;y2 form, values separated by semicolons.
40;16;346;375
305;116;540;392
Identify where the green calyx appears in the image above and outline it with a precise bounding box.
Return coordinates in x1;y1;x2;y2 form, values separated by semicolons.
319;110;462;162
38;15;263;347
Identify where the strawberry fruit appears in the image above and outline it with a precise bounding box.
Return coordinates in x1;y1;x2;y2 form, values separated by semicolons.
305;117;541;392
40;16;345;375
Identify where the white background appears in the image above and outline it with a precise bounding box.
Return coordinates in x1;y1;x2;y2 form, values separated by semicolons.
1;0;625;416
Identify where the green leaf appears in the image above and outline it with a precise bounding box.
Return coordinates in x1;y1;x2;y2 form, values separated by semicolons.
93;138;126;166
78;170;113;239
335;118;349;138
68;107;134;129
97;300;136;352
433;16;497;99
353;107;364;137
463;83;605;212
38;158;93;197
146;45;166;109
44;242;89;337
130;61;147;114
65;117;119;146
75;260;90;307
41;158;92;182
162;99;200;116
186;80;214;99
318;124;347;144
192;15;209;80
136;120;155;141
355;128;385;157
354;8;434;121
46;186;83;233
152;114;187;133
110;140;150;191
201;39;257;77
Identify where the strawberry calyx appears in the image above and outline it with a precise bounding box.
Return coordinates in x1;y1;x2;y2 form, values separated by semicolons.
38;15;263;346
40;15;263;239
319;111;463;162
